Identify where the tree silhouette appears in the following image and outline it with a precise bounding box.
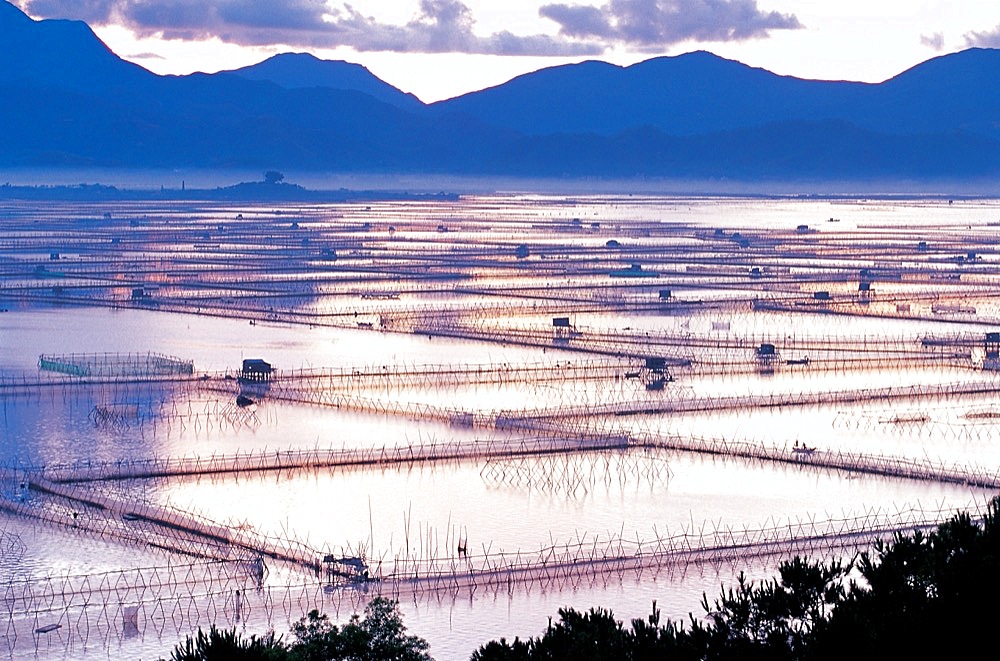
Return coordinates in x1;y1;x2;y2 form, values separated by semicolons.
170;625;285;661
287;597;430;661
170;597;430;661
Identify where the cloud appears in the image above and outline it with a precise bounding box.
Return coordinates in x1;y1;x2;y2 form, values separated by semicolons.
920;32;944;51
16;0;603;56
125;51;166;60
16;0;116;23
539;0;802;48
964;24;1000;49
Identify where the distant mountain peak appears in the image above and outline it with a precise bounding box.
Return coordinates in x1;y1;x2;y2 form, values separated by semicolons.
228;52;424;110
0;0;152;90
258;51;359;70
887;46;1000;83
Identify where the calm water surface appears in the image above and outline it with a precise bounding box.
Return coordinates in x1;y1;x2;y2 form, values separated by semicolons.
1;195;998;659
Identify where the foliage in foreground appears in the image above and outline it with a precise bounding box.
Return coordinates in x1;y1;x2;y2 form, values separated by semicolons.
169;625;285;661
170;596;430;661
472;495;1000;661
288;597;431;661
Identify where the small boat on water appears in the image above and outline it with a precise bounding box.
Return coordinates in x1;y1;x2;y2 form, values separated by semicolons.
236;394;255;408
792;441;816;454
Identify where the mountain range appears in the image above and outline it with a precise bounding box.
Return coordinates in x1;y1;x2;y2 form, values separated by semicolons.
3;0;1000;182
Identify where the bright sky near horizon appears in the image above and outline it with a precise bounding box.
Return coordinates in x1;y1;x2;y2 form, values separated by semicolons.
12;1;1000;102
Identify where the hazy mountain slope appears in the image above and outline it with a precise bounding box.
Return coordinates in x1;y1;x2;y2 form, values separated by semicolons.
0;1;153;92
432;51;871;137
434;48;1000;142
0;3;492;170
226;53;425;111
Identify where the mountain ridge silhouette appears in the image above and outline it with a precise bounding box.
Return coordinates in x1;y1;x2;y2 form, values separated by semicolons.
3;1;999;180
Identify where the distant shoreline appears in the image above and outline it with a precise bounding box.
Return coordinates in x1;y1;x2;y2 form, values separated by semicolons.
1;173;999;201
0;180;461;203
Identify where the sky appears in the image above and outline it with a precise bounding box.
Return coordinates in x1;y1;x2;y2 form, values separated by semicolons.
12;1;1000;103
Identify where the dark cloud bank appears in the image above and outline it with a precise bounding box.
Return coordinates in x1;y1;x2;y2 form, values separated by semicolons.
16;0;801;54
